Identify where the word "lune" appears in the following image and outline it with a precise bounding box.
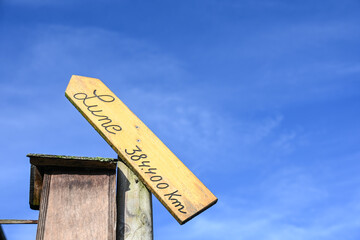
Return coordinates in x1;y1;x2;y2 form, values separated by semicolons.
73;90;122;134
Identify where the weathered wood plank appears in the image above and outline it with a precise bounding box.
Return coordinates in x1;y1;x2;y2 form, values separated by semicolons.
0;220;37;224
29;154;118;212
30;165;42;210
65;75;217;224
28;154;117;169
117;160;153;240
36;173;51;240
36;168;116;240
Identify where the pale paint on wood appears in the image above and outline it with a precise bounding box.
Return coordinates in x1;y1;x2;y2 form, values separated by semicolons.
65;75;217;224
117;160;153;240
36;168;116;240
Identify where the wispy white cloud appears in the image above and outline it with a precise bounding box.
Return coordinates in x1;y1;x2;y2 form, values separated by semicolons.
239;115;283;145
1;24;188;86
200;18;360;111
157;161;360;240
272;131;297;153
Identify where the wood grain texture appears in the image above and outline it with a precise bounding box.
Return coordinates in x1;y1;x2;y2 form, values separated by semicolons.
66;75;217;224
30;165;43;210
36;173;51;240
117;160;153;240
28;154;117;211
36;168;116;240
0;220;37;224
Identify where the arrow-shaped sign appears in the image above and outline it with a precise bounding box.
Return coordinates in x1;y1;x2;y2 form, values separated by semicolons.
65;75;217;224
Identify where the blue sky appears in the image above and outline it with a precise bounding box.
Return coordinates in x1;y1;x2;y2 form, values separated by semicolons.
1;0;360;239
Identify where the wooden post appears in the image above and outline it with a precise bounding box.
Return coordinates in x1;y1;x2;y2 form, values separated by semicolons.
117;159;153;240
28;154;117;240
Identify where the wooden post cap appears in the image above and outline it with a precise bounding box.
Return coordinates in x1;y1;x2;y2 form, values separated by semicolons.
27;154;117;210
27;154;117;169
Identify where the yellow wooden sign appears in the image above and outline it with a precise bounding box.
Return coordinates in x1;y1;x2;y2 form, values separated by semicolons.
65;75;217;224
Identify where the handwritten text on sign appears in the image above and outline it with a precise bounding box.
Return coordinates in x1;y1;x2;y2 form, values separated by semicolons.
73;90;122;134
124;145;187;214
73;89;187;214
65;75;217;224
